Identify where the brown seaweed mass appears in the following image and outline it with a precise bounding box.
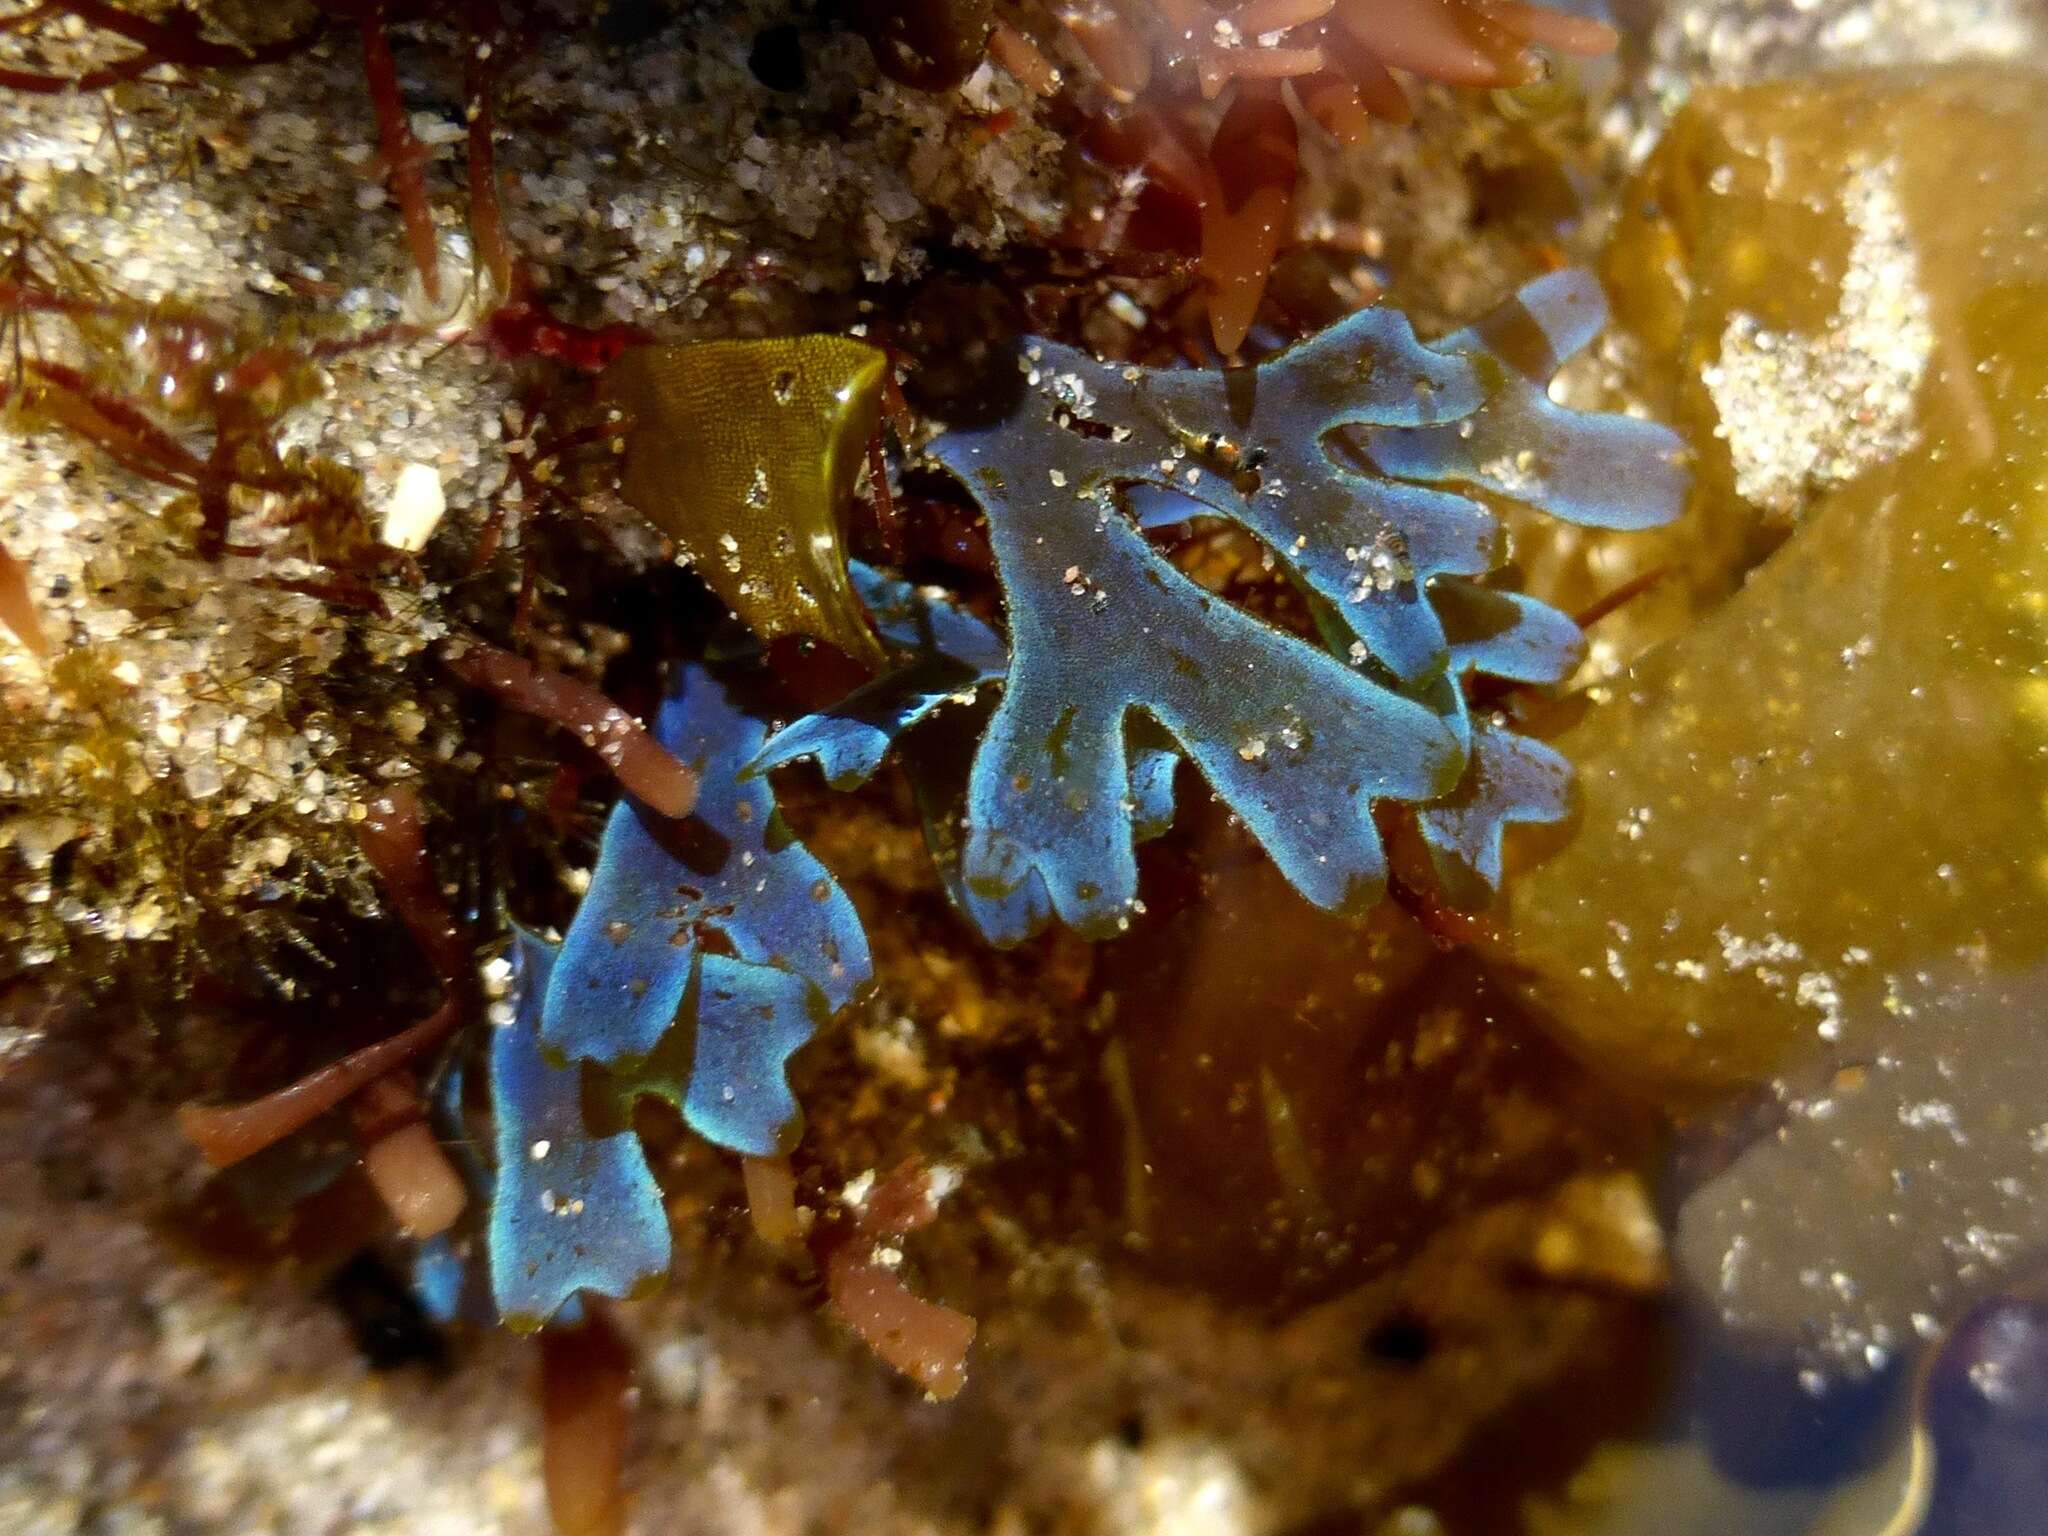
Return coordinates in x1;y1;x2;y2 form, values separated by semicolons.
1508;65;2048;1376
1076;803;1654;1304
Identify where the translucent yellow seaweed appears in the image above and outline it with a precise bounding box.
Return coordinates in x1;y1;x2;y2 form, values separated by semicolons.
602;335;887;666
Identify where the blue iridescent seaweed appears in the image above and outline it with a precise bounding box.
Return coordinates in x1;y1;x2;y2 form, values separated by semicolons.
752;563;1180;926
1381;576;1584;902
412;1055;483;1325
931;460;1461;941
1416;721;1573;905
916;275;1680;941
750;562;1008;790
680;952;820;1157
544;664;871;1067
758;275;1683;940
1361;269;1687;536
412;1234;468;1326
490;926;671;1330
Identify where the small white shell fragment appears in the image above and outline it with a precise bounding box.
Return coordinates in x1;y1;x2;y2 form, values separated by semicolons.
383;463;447;552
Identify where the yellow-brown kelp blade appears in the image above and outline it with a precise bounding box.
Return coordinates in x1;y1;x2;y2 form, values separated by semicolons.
602;336;887;666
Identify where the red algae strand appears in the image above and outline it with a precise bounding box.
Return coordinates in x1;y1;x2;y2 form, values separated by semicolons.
177;1000;460;1169
443;640;699;818
0;529;49;657
824;1246;977;1401
179;788;476;1170
823;1161;976;1398
359;786;469;987
540;1309;635;1536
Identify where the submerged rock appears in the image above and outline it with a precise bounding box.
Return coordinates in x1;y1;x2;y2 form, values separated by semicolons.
1506;65;2048;1383
1921;1290;2048;1534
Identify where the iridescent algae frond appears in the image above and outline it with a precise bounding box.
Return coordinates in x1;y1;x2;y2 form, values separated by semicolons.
1415;582;1581;904
935;269;1679;939
491;927;670;1330
750;562;1011;791
751;562;1178;930
764;271;1683;942
486;662;873;1326
543;663;872;1079
602;337;889;667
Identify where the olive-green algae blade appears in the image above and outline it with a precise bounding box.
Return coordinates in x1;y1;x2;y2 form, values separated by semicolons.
602;336;887;667
1506;66;2048;1098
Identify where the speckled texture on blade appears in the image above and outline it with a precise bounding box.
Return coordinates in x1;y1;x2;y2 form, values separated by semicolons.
1437;579;1587;691
971;304;1491;689
1417;721;1575;905
603;336;889;666
908;273;1680;942
756;562;1183;940
932;452;1459;941
1411;580;1585;905
490;928;671;1330
1362;269;1689;534
681;953;822;1158
544;663;871;1066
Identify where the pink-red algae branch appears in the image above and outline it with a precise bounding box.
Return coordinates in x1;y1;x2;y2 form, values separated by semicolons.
177;998;461;1168
358;784;470;985
176;785;469;1168
0;520;49;657
442;639;699;818
821;1160;977;1400
0;0;321;92
355;4;442;306
540;1304;635;1536
462;0;514;307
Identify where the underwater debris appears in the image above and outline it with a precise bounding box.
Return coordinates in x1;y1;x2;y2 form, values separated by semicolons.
765;271;1682;942
602;336;891;667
